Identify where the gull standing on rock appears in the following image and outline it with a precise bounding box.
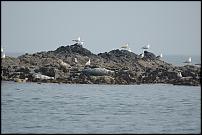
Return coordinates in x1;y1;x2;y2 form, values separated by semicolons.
121;43;128;49
140;44;150;58
85;59;90;66
156;53;163;59
177;72;182;78
140;52;144;58
74;58;78;63
72;37;85;45
1;48;5;58
72;37;81;42
142;44;150;50
121;43;132;52
184;57;192;64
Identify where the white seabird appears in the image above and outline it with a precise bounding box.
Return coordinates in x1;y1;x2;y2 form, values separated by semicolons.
72;37;81;42
74;58;78;63
128;48;132;52
184;57;192;63
121;43;128;49
140;52;144;58
2;53;5;58
85;59;90;66
156;53;163;59
142;44;150;50
1;48;5;58
72;37;85;45
177;72;182;78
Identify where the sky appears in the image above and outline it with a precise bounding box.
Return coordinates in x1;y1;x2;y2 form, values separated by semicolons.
1;1;201;56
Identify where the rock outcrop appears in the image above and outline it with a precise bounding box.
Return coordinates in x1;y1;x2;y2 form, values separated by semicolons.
1;43;201;86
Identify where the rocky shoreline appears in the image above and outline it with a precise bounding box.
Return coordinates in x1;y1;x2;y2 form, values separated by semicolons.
1;44;201;86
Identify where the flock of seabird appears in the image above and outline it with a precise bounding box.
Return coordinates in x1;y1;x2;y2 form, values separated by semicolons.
1;37;198;68
121;43;163;59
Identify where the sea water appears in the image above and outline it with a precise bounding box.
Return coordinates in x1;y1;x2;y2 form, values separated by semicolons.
1;81;201;133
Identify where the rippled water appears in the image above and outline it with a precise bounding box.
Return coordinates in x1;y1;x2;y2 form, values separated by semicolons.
1;81;201;133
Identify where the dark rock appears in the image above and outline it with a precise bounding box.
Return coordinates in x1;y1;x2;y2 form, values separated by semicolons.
89;76;115;84
15;66;30;74
143;51;156;60
53;44;96;57
34;67;55;77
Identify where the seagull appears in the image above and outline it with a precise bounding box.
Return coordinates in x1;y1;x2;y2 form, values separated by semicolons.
80;41;84;46
156;53;163;59
128;48;132;52
177;72;182;78
142;44;150;50
72;37;85;45
2;53;5;58
184;57;192;63
72;37;81;42
140;52;144;58
74;58;78;63
85;59;90;66
121;43;128;49
1;47;5;58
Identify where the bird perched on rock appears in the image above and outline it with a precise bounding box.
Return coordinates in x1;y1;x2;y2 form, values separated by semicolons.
1;47;5;58
72;37;85;45
85;59;91;66
156;53;163;59
184;57;191;64
177;72;182;78
74;58;78;63
140;52;144;58
121;43;128;49
142;44;150;50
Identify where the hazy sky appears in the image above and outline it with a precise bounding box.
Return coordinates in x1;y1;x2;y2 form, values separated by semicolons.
1;1;201;56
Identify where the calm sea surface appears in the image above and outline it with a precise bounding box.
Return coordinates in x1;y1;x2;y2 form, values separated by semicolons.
1;81;201;133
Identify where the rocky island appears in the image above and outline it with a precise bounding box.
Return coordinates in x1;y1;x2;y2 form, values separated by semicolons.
1;44;201;86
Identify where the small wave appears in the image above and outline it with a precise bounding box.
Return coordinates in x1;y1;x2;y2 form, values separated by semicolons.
139;112;148;114
79;96;90;100
49;112;60;115
6;99;14;103
38;101;50;104
24;125;42;129
31;97;41;100
55;101;69;105
182;102;193;106
72;113;89;115
53;95;62;99
23;110;34;113
23;100;30;103
58;118;67;121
